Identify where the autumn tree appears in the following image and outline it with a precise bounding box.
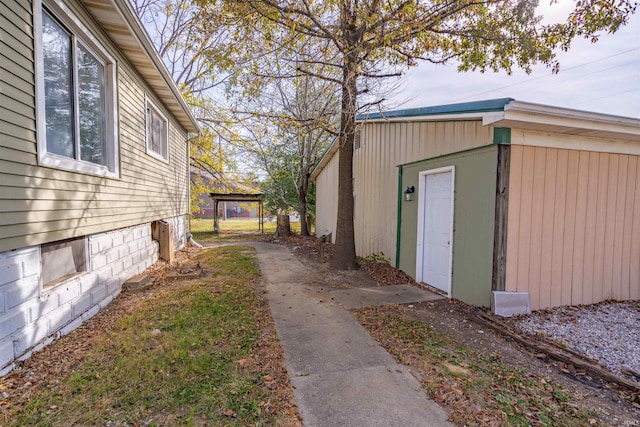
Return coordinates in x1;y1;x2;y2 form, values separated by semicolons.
133;0;238;213
230;49;339;235
200;0;636;269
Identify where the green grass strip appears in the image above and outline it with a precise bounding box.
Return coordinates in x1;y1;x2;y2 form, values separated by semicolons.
13;247;284;426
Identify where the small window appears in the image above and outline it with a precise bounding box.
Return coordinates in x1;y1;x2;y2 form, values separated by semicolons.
354;128;361;149
146;98;169;162
36;1;119;178
41;237;87;288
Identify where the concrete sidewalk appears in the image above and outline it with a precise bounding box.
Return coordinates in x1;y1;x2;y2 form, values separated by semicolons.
249;242;451;427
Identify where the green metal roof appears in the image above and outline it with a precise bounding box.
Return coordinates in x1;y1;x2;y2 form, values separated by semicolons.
357;98;514;121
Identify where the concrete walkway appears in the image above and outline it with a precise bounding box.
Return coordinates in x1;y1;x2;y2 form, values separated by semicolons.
249;242;451;427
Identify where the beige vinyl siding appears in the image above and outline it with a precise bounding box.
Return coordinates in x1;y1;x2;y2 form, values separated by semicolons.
352;120;493;259
505;143;640;310
0;0;189;253
315;150;339;241
0;0;36;164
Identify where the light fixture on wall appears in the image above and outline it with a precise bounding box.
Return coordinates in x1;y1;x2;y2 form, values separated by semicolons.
404;186;415;202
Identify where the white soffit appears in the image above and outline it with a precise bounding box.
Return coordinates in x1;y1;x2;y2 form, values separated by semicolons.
484;100;640;143
80;0;199;134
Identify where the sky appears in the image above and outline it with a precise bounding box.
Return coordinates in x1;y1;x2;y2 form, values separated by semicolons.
393;2;640;118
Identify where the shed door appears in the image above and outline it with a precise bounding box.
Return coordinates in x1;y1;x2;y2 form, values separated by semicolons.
417;168;454;295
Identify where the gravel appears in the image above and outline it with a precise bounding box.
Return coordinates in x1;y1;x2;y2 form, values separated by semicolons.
511;300;640;377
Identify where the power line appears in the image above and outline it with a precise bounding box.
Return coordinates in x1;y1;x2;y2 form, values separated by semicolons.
448;47;640;103
570;87;640;108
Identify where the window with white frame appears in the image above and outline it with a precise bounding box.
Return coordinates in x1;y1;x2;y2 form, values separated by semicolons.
36;1;119;177
146;98;169;162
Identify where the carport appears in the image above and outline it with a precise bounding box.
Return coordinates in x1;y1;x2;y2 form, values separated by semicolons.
208;192;265;233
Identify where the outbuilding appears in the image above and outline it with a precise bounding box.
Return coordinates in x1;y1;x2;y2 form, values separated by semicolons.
312;99;640;315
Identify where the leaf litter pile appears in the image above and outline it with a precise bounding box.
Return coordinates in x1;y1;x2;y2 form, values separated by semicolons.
1;246;300;426
355;305;609;426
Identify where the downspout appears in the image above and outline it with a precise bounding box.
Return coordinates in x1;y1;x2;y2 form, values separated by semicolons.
187;133;202;248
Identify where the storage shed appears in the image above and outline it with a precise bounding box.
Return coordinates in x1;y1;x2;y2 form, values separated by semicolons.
312;99;640;314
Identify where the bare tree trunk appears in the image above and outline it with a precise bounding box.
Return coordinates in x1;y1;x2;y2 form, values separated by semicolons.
332;47;358;270
298;172;310;236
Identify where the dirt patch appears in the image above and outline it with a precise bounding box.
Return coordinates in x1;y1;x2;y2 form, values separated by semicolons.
277;234;415;290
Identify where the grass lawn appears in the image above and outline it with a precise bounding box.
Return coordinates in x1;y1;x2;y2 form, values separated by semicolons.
7;247;298;426
190;218;301;244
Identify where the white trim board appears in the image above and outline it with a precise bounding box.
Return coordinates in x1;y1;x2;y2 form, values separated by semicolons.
415;165;455;297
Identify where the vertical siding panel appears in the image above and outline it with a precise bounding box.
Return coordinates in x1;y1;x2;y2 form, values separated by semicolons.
582;152;600;305
540;149;557;309
418;122;427;159
505;146;523;292
412;122;419;162
353;130;361;252
368;125;377;253
612;155;628;300
433;122;443;157
572;151;590;305
550;149;567;306
446;122;457;153
561;151;579;306
400;122;408;165
462;122;474;151
412;123;420;163
528;147;547;310
593;153;610;304
621;157;637;300
363;126;371;253
602;155;619;300
517;146;536;294
451;121;461;154
630;160;640;300
366;125;376;252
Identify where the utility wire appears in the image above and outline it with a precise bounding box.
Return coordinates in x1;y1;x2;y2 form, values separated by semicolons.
448;47;640;103
570;87;640;108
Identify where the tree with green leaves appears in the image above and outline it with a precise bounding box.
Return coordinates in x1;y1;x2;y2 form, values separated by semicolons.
133;0;238;213
200;0;636;269
230;55;339;235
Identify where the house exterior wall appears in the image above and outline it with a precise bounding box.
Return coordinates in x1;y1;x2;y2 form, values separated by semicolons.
505;140;640;310
315;150;339;241
399;146;498;307
0;0;190;254
0;219;187;374
0;0;192;373
351;120;494;260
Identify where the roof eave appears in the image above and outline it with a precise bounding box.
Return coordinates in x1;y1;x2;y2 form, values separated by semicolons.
80;0;200;134
485;100;640;142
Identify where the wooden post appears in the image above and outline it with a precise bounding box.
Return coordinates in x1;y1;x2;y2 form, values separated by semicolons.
158;221;175;263
492;144;510;291
214;199;220;234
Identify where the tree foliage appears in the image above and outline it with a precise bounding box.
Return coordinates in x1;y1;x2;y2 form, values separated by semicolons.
194;0;636;269
133;0;239;213
229;48;339;235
